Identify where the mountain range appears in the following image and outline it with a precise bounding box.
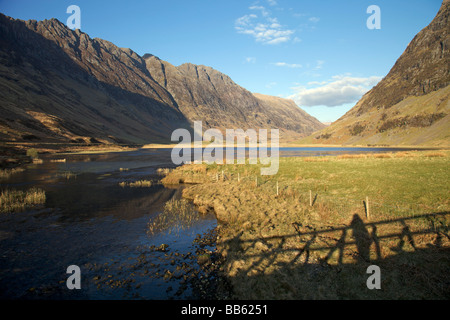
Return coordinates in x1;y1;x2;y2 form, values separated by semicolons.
1;0;448;149
0;13;324;146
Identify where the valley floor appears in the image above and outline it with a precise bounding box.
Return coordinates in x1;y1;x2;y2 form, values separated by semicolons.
161;150;450;299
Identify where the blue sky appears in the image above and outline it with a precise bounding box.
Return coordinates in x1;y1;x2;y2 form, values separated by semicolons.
0;0;443;123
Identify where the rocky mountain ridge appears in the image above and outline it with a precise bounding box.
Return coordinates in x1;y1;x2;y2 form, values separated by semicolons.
0;14;324;145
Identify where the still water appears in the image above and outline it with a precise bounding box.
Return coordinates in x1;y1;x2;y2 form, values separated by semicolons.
0;146;420;299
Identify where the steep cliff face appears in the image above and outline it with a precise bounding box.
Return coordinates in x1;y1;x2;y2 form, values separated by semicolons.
144;56;325;139
307;0;449;146
0;15;188;144
0;14;323;145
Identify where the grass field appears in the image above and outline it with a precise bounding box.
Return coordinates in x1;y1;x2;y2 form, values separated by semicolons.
161;150;450;299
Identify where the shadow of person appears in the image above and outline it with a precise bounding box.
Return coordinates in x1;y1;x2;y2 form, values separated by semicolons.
324;228;347;265
391;219;417;252
350;214;371;262
370;224;382;261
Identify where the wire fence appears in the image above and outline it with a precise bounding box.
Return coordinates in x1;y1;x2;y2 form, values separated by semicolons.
208;170;449;224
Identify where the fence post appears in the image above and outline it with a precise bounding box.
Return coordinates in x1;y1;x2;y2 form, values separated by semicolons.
255;176;258;187
366;196;370;220
222;170;224;182
238;172;240;182
276;181;279;196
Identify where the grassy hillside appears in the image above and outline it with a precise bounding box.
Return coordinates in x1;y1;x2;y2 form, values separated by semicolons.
301;86;450;147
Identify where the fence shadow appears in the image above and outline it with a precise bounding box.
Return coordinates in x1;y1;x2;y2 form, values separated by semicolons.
222;211;450;299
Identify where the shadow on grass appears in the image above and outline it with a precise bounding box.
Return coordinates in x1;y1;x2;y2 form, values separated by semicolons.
223;212;450;299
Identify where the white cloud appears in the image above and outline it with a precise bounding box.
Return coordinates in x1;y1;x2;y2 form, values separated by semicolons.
245;57;256;63
288;75;382;107
235;14;257;27
309;17;320;23
273;62;302;68
249;5;270;17
235;7;295;45
267;0;277;6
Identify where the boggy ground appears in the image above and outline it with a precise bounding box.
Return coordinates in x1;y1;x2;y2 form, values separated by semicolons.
160;151;450;299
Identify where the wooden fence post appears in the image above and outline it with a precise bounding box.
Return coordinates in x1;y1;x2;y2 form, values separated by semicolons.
366;196;370;220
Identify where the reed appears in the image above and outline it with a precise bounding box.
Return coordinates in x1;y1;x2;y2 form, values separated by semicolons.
0;188;46;213
119;180;153;188
0;167;25;179
147;198;199;236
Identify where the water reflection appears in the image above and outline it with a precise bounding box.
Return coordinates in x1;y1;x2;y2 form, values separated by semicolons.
0;148;216;299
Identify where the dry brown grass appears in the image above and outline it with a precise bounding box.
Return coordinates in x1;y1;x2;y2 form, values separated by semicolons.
156;168;172;176
303;157;329;162
0;188;46;213
0;167;25;179
147;198;199;236
182;164;207;174
370;153;393;158
424;151;447;157
119;180;153;188
57;171;77;180
337;154;367;159
394;151;413;158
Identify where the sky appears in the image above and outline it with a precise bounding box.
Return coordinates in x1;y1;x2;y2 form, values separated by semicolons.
0;0;443;123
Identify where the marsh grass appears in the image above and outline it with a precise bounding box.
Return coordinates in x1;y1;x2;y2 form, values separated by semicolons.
156;168;172;175
0;167;25;180
147;198;200;236
57;171;77;180
119;180;153;188
0;188;46;213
